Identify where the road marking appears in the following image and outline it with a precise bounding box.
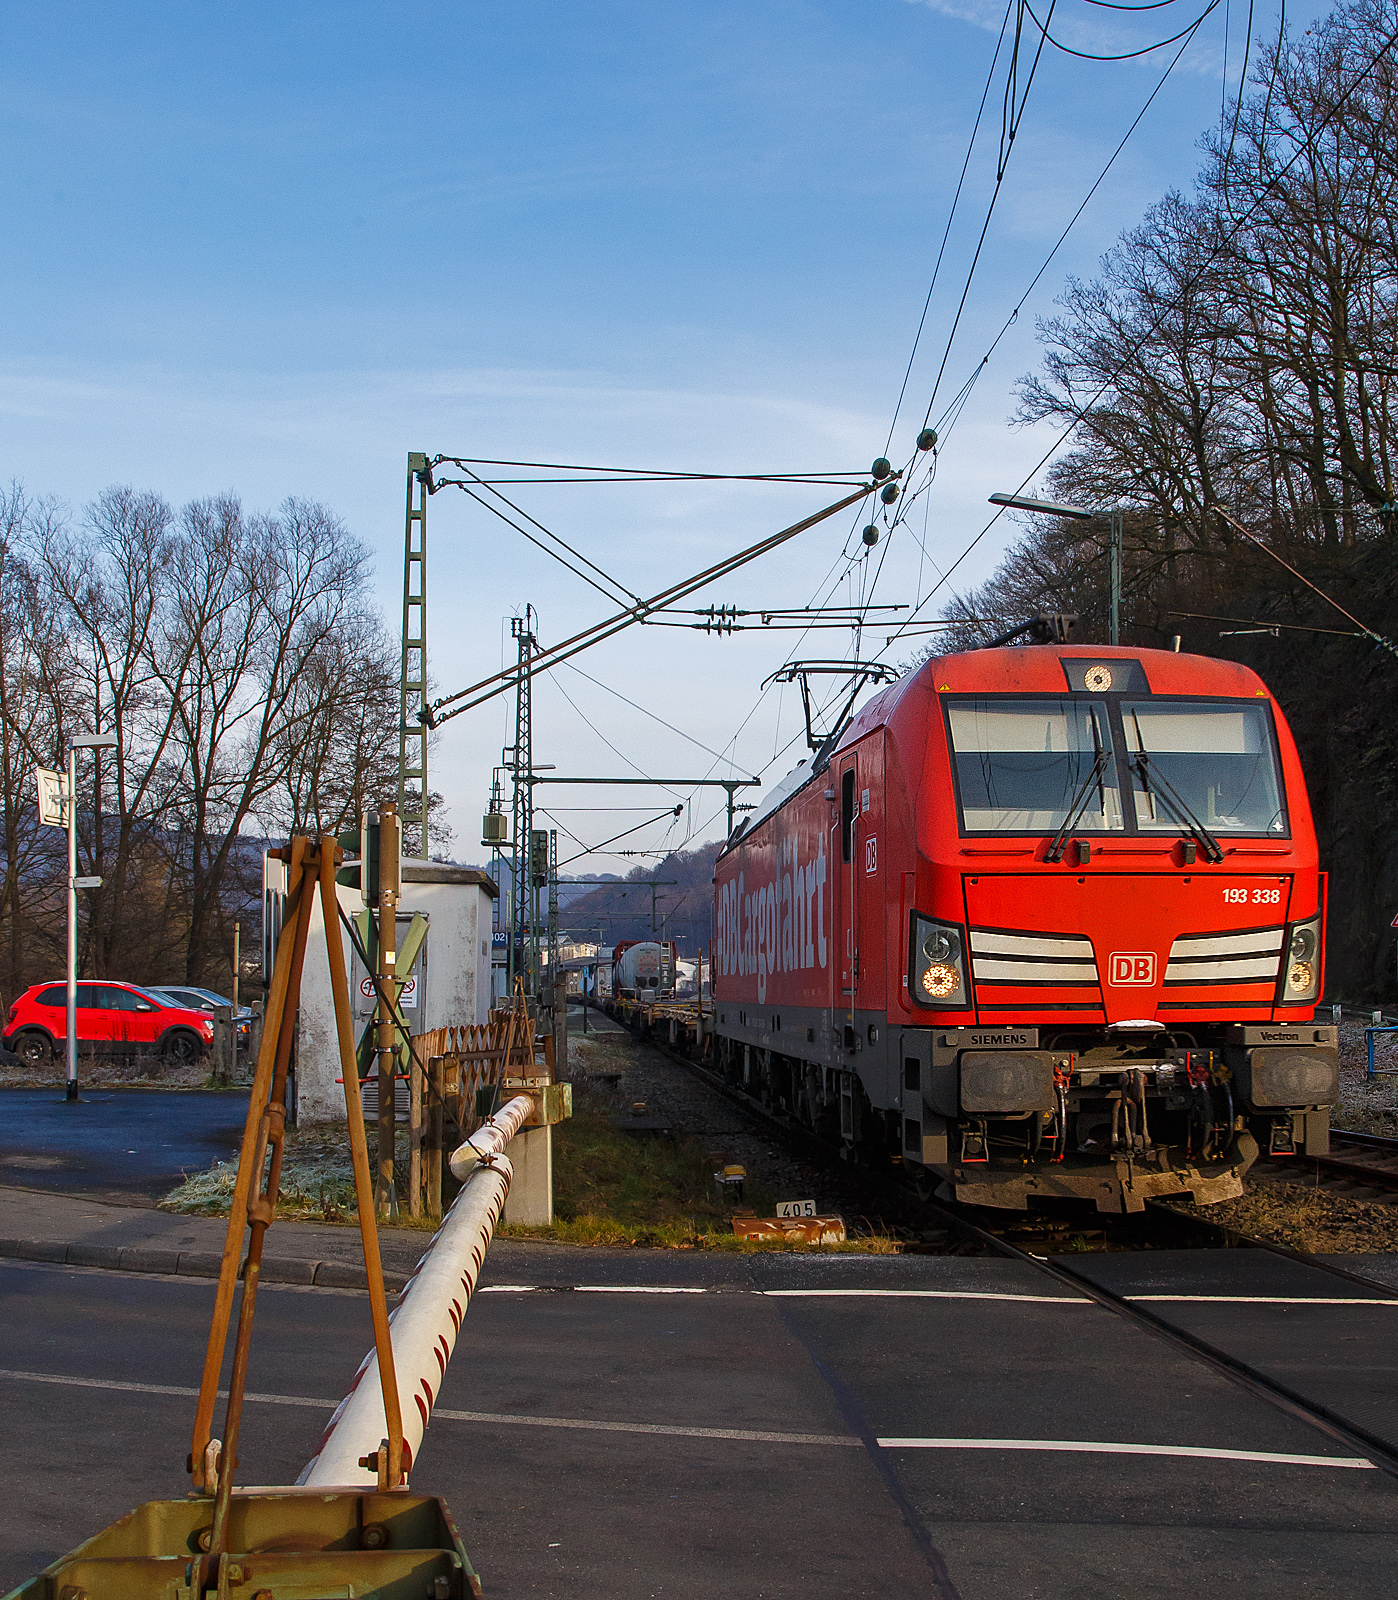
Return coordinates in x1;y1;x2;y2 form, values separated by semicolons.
762;1289;1088;1303
574;1285;708;1294
0;1368;324;1408
0;1371;1370;1466
0;1368;855;1448
480;1286;1089;1301
430;1409;860;1446
877;1437;1375;1468
1128;1295;1398;1306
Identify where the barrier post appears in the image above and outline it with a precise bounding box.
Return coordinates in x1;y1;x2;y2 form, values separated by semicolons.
408;1040;423;1218
427;1053;445;1218
212;1005;234;1085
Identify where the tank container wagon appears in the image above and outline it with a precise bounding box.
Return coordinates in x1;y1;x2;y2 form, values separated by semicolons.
712;643;1337;1213
612;940;678;1002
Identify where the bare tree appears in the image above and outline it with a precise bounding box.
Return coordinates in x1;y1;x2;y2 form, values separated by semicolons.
156;495;380;979
0;486;77;998
3;484;398;998
953;0;1398;994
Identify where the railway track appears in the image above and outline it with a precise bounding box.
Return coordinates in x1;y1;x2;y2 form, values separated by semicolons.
921;1193;1398;1477
1251;1127;1398;1200
641;1023;1398;1251
642;1026;1398;1470
644;1029;1260;1252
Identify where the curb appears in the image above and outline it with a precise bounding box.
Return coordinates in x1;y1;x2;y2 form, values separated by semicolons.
0;1236;409;1293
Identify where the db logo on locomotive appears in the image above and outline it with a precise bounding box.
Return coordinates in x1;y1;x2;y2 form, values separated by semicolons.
1108;952;1157;986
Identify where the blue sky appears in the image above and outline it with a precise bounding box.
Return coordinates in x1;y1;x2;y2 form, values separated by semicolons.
0;0;1320;874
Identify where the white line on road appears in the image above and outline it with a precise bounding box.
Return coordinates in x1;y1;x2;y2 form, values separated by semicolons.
0;1367;323;1408
479;1286;1089;1301
762;1289;1088;1303
0;1367;853;1447
877;1437;1376;1469
574;1286;709;1294
430;1409;860;1446
0;1369;1374;1467
1128;1295;1398;1306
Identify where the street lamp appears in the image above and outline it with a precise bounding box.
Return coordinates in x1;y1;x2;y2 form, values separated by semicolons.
989;492;1124;645
65;733;117;1103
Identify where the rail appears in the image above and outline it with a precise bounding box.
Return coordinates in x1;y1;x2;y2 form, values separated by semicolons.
921;1197;1398;1479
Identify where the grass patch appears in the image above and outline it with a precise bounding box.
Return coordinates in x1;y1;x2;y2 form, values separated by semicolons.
161;1121;363;1223
496;1092;897;1252
161;1082;896;1252
1168;1182;1398;1253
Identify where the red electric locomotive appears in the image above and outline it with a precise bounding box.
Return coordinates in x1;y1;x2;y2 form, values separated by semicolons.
712;639;1337;1212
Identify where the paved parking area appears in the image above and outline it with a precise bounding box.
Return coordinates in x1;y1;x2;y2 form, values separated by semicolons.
0;1088;247;1202
3;1242;1395;1598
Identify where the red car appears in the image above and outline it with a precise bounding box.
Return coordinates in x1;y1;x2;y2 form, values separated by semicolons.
4;982;215;1066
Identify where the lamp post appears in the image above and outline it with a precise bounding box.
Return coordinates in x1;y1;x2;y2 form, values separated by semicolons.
65;733;117;1103
989;493;1123;645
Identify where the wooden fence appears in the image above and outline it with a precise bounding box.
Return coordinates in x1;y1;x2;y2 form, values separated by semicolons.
407;998;553;1219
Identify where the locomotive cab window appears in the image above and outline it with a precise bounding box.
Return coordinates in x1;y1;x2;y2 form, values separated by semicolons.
947;698;1122;834
1123;700;1287;836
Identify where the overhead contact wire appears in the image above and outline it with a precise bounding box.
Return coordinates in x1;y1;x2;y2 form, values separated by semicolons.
884;0;1017;451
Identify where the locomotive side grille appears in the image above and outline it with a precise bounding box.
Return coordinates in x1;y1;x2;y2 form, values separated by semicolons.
969;929;1100;988
1164;926;1283;987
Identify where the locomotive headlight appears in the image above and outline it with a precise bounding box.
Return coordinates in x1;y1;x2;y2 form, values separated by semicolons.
911;915;968;1009
1280;915;1322;1003
921;962;959;998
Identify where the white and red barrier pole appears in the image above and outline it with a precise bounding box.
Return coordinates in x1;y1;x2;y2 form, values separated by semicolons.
300;1094;534;1487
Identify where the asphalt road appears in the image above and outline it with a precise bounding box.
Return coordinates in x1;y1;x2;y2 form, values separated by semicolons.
3;1244;1396;1598
0;1088;248;1202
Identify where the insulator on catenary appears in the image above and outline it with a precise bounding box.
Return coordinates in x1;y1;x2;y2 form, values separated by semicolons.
917;428;938;451
880;483;900;504
870;457;892;481
862;525;880;547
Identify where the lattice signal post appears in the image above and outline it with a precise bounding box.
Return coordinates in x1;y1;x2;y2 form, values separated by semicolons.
399;453;430;860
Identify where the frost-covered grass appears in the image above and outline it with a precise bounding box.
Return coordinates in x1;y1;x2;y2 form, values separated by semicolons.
161;1043;893;1253
1334;1016;1398;1134
162;1121;364;1223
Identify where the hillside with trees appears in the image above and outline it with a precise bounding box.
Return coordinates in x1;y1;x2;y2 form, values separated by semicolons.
939;0;1398;996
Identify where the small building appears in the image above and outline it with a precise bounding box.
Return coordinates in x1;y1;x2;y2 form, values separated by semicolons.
269;857;498;1124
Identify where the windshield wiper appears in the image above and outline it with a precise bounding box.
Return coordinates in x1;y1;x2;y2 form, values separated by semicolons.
1129;712;1224;863
1045;728;1111;863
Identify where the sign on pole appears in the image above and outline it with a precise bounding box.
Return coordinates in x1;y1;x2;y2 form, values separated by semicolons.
35;767;66;828
358;973;417;1008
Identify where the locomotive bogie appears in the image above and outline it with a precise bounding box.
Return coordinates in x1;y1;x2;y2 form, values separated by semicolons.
712;643;1336;1213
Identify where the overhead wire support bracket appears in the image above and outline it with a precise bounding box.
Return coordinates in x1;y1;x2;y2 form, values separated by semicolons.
1208;506;1398;662
1167;609;1362;640
428;454;874;487
651;603;907;635
529;773;762;837
420;480;882;728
